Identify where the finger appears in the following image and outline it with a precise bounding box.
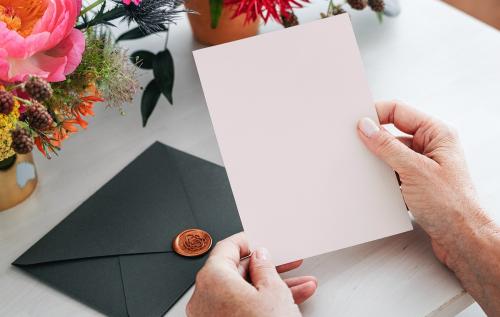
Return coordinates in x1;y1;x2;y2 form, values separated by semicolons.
277;260;303;273
358;118;421;172
396;136;413;149
289;280;317;304
238;257;250;277
249;248;285;290
239;255;301;278
375;101;432;135
284;276;317;288
210;232;250;268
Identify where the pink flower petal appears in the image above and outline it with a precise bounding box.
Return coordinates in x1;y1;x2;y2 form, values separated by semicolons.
0;0;84;83
46;29;86;76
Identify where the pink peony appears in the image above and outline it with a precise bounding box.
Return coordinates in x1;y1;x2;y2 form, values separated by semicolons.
0;0;85;83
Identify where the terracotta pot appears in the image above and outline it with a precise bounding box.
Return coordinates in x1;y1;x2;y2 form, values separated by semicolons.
185;0;260;45
0;153;37;211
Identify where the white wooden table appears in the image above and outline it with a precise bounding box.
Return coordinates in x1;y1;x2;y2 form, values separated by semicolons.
1;0;499;316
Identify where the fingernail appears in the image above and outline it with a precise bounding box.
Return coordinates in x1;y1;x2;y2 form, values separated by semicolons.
359;117;380;138
255;248;269;260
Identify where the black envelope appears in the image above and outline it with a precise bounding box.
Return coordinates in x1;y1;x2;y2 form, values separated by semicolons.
13;142;243;317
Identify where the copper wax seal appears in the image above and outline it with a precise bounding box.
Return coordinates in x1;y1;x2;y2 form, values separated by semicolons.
172;229;213;257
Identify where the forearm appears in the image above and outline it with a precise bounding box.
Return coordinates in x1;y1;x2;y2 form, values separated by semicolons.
438;206;500;316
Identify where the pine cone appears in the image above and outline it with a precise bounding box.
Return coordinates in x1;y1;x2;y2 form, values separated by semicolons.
281;12;299;28
26;101;54;131
11;128;34;154
24;76;53;101
347;0;367;10
0;90;14;115
368;0;384;12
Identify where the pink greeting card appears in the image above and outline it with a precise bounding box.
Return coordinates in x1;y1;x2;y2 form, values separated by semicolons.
194;14;412;265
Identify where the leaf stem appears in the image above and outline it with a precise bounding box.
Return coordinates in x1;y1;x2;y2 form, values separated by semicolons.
6;83;23;92
164;26;170;49
13;96;33;105
80;0;106;16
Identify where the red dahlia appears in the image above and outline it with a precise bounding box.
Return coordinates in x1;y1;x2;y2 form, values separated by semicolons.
225;0;308;23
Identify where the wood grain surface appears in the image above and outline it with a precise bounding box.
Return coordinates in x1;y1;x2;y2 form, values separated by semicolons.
1;1;499;316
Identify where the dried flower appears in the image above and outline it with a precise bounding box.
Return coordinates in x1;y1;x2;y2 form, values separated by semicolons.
0;90;14;115
11;128;34;154
0;86;19;161
24;76;53;102
113;0;186;34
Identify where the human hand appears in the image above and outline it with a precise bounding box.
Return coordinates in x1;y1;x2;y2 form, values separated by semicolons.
186;232;317;317
357;101;489;263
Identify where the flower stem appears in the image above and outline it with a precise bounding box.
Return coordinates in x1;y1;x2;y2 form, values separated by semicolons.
164;26;170;49
80;0;106;16
6;83;23;92
13;96;32;105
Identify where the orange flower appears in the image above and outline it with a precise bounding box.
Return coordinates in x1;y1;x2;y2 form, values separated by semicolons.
72;84;103;117
34;137;46;156
50;120;79;146
72;115;88;129
73;99;96;117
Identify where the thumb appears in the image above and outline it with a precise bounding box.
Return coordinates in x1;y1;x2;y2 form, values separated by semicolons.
249;248;285;290
358;117;418;172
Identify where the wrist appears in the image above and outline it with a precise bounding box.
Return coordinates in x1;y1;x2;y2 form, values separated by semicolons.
434;203;491;269
438;207;500;316
438;203;496;270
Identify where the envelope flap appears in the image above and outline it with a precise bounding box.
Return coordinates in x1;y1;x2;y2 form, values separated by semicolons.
14;143;197;265
171;148;243;242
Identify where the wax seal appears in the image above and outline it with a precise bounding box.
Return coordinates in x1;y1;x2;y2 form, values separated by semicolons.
172;229;212;257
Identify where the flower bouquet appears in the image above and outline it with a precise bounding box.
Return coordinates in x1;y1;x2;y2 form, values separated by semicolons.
0;0;185;209
185;0;308;45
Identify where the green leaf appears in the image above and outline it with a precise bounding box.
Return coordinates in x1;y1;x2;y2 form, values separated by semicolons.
377;11;384;23
152;49;175;104
117;27;146;42
130;50;155;69
100;6;127;22
141;80;162;127
116;25;168;42
76;6;126;29
209;0;223;29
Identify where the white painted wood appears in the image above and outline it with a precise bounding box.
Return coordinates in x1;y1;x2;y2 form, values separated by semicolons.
0;0;498;316
456;303;487;317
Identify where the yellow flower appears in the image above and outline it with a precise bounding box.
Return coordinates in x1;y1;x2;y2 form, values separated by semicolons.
0;89;19;161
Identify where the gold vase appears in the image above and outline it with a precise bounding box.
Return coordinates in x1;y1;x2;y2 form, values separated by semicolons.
0;153;37;212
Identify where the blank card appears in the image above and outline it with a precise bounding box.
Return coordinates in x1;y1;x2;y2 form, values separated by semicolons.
193;14;412;265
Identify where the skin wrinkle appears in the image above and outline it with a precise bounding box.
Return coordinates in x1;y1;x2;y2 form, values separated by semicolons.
187;101;499;317
359;101;500;316
365;101;500;316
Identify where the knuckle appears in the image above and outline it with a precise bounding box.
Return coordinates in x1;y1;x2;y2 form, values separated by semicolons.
256;275;277;289
441;123;458;139
253;262;274;272
432;119;459;140
185;299;194;316
447;125;459;140
195;268;209;287
375;133;396;155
